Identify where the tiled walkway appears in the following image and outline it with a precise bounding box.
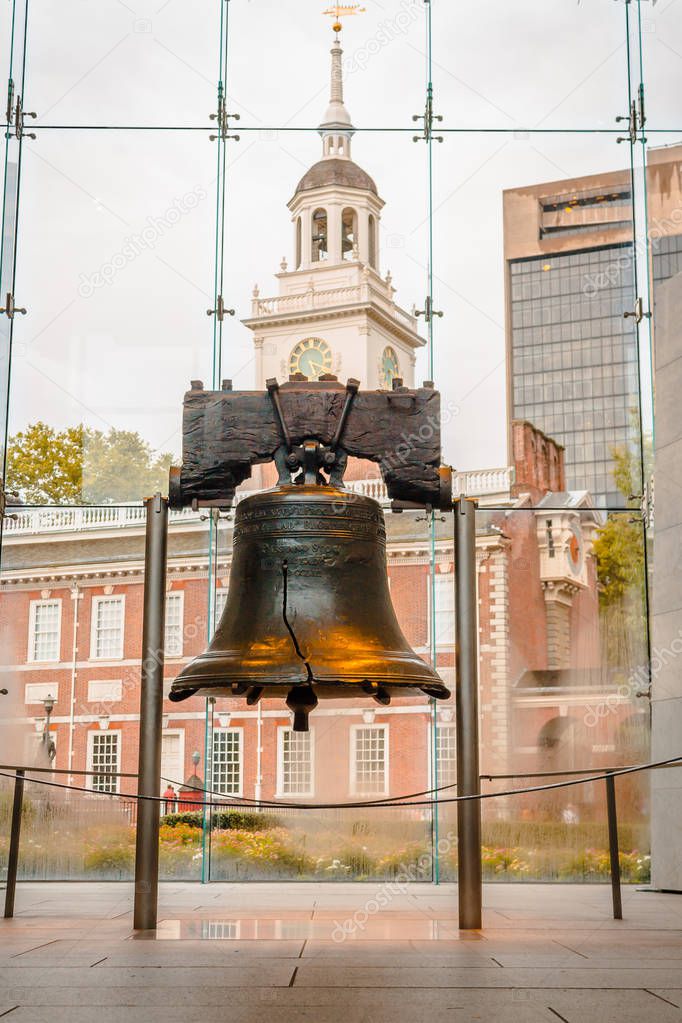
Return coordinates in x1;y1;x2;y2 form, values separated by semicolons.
1;882;682;1021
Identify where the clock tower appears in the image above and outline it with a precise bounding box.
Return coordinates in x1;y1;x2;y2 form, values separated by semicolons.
242;27;425;391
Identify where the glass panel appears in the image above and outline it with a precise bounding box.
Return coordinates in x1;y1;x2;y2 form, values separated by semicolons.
465;507;650;883
636;0;682;130
221;130;431;394
227;1;426;129
433;0;631;131
437;133;641;510
0;507;214;881
5;132;216;503
26;0;220;127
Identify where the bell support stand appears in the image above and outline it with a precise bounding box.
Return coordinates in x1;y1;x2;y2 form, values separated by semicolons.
454;497;483;930
133;493;169;931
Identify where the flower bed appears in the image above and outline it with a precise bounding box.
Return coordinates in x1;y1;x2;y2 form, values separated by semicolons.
0;798;651;883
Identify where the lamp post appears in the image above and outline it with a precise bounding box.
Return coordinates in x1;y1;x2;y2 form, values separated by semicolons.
42;693;56;762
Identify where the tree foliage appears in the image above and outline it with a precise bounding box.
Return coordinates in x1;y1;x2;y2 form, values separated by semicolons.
592;433;650;666
6;422;173;504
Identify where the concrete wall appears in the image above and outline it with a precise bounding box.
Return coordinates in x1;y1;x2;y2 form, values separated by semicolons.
652;270;682;891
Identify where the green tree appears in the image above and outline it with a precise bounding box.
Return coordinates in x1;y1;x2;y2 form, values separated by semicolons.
593;435;650;667
6;421;174;504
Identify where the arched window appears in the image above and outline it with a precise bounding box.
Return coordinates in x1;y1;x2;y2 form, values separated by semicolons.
342;207;357;261
295;217;302;269
312;208;328;262
368;214;377;269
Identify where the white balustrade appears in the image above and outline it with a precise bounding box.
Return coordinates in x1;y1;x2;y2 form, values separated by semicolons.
4;471;515;537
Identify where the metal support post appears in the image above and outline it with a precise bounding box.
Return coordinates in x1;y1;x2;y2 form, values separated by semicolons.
4;769;25;918
133;494;168;930
454;498;482;929
605;770;623;920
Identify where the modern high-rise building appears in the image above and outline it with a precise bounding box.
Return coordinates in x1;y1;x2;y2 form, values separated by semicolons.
504;144;682;507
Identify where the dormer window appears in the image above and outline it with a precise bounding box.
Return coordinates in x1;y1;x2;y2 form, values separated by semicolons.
312;208;328;262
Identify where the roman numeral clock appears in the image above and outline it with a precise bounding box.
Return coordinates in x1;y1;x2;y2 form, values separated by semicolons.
289;337;333;381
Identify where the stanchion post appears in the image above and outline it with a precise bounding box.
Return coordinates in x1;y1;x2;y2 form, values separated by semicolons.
133;493;168;931
4;769;25;919
605;770;623;920
454;497;482;929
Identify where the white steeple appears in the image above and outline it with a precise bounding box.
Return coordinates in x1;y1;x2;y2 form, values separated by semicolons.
319;34;354;160
242;23;425;394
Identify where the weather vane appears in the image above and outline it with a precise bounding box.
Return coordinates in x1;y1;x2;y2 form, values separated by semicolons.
323;4;366;34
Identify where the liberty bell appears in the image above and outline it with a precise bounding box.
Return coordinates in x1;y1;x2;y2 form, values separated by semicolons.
169;377;452;730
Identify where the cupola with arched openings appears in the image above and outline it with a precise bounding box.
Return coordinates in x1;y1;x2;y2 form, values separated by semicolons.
242;25;425;395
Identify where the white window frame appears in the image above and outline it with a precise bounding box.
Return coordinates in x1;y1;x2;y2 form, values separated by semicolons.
27;599;62;663
213;587;229;628
164;591;184;658
350;723;389;797
87;679;123;704
433;722;457;790
211;727;243;797
160;728;185;796
25;682;59;705
428;572;455;648
86;729;121;793
90;595;125;660
276;726;315;798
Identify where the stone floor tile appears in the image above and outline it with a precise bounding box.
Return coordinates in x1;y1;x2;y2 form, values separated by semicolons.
535;989;682;1022
1;964;295;991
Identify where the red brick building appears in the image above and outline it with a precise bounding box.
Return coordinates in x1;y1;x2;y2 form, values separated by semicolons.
0;422;635;814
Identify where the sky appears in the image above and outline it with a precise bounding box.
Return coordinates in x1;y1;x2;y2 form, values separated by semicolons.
2;0;681;482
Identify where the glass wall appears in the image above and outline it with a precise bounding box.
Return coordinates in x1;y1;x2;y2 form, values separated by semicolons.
0;1;663;884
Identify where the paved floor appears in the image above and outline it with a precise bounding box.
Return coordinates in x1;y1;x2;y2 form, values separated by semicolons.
1;882;682;1021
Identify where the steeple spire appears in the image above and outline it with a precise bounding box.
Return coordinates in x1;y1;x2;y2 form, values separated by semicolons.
319;26;354;160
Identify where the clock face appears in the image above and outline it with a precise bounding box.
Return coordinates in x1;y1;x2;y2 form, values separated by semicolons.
380;346;400;389
289;337;332;381
567;522;584;575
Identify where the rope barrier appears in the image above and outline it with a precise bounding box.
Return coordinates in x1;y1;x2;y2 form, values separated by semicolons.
1;754;680;812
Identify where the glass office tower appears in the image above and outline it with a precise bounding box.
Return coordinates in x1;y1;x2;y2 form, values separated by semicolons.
505;144;682;508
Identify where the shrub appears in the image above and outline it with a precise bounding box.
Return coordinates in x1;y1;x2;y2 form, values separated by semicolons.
160;810;279;831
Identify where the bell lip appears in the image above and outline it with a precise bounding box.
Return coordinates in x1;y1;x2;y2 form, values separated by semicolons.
169;678;451;700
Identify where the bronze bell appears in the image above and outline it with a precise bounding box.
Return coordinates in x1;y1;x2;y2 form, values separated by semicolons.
170;483;451;730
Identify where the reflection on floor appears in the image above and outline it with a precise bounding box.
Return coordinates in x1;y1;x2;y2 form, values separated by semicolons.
1;882;682;1021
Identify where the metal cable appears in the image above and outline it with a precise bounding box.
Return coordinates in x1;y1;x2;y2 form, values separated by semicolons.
1;754;680;812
